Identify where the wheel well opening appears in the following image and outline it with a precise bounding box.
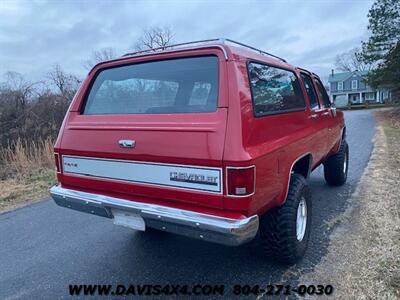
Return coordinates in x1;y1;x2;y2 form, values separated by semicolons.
292;155;312;178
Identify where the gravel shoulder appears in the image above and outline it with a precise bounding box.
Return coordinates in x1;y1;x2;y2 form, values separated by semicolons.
299;113;400;299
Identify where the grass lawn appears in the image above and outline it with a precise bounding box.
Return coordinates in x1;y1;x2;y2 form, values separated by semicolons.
0;169;56;213
299;108;400;299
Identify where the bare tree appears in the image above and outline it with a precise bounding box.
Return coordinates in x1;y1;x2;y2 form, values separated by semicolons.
3;72;38;109
335;47;374;72
133;26;174;51
47;64;81;101
0;69;80;148
83;47;117;70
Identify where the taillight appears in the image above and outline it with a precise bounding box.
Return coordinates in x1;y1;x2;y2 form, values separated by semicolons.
54;153;61;173
226;166;255;196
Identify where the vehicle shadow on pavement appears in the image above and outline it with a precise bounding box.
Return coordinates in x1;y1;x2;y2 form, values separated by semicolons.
106;169;361;288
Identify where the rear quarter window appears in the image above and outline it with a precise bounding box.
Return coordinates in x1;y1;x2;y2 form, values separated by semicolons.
301;73;320;110
315;78;332;108
83;56;218;115
248;62;306;117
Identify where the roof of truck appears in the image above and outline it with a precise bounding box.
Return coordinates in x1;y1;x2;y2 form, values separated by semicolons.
124;38;287;61
91;38;306;75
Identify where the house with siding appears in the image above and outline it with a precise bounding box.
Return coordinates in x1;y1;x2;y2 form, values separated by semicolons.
328;70;392;107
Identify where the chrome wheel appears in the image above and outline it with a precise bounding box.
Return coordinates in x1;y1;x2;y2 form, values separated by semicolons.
296;197;307;241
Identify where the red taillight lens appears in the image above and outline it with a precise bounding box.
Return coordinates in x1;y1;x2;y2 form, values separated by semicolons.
54;153;61;173
227;166;255;196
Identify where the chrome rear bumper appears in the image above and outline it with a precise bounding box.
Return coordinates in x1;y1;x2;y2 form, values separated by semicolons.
50;185;259;246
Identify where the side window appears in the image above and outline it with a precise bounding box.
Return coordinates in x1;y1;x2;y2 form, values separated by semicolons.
248;62;306;116
315;78;331;108
300;73;320;110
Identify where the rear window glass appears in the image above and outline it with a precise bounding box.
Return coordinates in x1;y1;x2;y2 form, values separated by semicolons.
83;56;218;115
248;62;306;116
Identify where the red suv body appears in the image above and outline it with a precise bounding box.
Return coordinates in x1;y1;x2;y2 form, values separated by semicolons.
50;39;347;262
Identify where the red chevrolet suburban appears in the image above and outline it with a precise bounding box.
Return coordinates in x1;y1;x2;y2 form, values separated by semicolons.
50;39;348;263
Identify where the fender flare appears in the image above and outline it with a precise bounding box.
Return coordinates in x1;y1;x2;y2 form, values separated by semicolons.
333;126;346;154
279;152;312;205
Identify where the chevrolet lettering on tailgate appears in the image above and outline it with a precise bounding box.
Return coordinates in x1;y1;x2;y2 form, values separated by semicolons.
170;171;219;186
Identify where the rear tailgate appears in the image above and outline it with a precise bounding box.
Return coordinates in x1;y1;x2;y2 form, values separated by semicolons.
57;53;228;209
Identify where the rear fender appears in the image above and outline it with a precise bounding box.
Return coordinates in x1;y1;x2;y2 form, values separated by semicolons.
331;126;346;154
277;152;312;206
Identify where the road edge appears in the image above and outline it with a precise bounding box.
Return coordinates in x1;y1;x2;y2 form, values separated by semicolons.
298;124;400;299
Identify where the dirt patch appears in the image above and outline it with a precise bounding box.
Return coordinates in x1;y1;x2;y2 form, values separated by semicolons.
298;113;400;299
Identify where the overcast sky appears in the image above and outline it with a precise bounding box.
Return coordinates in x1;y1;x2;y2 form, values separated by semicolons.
0;0;374;83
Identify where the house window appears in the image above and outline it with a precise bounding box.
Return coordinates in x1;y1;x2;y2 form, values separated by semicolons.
365;92;375;100
351;80;358;90
337;81;343;91
383;90;389;99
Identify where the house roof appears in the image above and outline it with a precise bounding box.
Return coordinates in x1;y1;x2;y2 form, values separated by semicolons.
328;70;368;82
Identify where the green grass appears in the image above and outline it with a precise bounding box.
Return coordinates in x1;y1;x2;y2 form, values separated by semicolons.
24;170;56;185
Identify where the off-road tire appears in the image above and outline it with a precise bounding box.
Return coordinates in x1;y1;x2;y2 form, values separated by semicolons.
259;174;312;264
324;140;349;186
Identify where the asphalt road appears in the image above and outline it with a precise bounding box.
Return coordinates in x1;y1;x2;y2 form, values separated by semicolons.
0;110;376;300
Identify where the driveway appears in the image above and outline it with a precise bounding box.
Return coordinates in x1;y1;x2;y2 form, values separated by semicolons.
0;110;376;299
